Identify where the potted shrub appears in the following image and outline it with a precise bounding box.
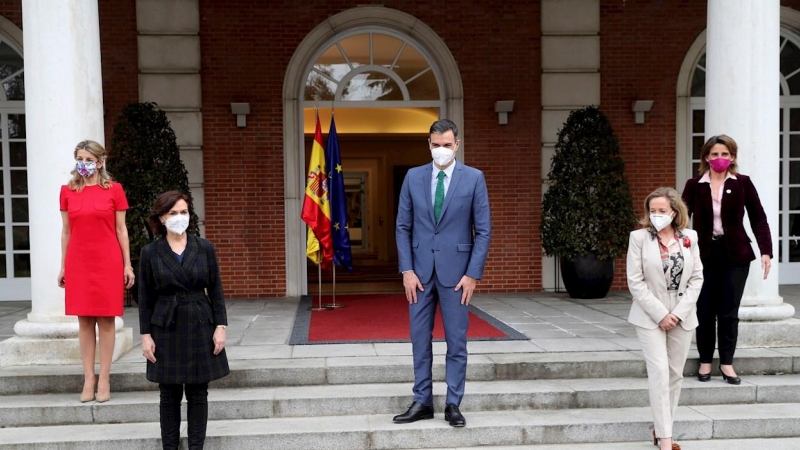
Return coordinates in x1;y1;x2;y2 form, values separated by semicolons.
107;102;199;302
540;106;636;299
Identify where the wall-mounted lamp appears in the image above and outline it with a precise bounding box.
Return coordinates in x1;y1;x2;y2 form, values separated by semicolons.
230;102;251;127
631;100;654;124
494;100;515;125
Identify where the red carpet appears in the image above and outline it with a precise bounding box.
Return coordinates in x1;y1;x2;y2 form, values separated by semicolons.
304;294;510;342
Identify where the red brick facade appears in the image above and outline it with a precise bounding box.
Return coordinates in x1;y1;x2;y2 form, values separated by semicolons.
0;1;792;297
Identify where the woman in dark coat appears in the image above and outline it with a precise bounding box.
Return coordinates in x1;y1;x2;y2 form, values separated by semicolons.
682;134;772;385
139;191;229;450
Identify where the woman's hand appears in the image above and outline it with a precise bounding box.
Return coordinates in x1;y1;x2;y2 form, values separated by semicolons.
213;327;226;355
57;268;66;288
658;313;680;331
141;334;156;363
124;265;135;289
761;255;772;280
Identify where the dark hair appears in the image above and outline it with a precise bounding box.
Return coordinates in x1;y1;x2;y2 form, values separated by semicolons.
148;190;193;235
429;119;459;138
698;134;739;175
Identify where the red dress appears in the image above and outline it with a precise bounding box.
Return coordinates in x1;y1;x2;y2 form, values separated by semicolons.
60;183;129;317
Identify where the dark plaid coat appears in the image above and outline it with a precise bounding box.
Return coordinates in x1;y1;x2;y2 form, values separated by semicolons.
138;235;230;384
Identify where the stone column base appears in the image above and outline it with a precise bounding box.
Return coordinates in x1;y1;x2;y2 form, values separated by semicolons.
0;328;133;367
737;318;800;348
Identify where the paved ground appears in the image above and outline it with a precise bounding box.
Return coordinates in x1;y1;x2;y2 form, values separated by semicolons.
0;286;797;362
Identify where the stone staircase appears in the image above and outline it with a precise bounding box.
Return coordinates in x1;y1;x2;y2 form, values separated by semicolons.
1;348;800;449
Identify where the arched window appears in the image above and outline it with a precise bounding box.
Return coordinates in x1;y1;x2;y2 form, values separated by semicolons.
302;30;443;133
687;32;800;282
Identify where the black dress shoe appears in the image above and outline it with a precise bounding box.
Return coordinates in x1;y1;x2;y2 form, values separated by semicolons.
697;372;711;382
393;402;434;423
444;403;466;427
720;366;741;385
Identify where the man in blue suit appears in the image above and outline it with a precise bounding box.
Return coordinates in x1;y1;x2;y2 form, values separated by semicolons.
393;119;491;427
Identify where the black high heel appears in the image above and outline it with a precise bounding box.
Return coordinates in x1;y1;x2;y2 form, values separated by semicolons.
697;372;711;382
720;365;741;385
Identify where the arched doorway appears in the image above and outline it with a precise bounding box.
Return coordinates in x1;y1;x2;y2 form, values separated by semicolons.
677;8;800;284
0;17;27;301
282;7;463;296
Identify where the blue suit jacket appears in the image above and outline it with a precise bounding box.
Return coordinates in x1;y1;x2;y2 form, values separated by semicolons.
396;161;491;287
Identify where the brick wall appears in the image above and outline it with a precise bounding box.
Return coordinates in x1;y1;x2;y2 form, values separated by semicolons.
198;0;542;297
98;0;139;148
600;0;708;289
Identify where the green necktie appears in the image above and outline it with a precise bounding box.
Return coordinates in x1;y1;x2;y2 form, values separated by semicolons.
434;171;445;223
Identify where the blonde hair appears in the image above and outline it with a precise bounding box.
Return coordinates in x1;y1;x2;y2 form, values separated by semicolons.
68;140;113;191
638;187;689;231
697;134;739;176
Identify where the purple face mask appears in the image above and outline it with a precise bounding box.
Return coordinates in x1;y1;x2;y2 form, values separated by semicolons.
75;161;97;178
708;158;731;173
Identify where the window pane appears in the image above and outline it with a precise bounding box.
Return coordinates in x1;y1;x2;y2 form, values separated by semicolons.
372;34;403;67
10;170;26;195
2;72;23;100
8;114;24;138
0;172;3;195
791;161;800;184
790;213;800;262
790;187;800;212
792;134;800;158
339;34;370;67
12;226;28;250
9;142;25;167
692;162;700;175
0;253;5;277
406;69;439;100
690;67;706;97
0;201;4;223
692;109;705;134
11;198;27;222
0;226;4;250
342;72;403;101
394;45;428;83
13;253;29;277
0;42;23;74
305;69;337;101
692;135;704;160
781;108;784;132
782;41;800;80
316;43;347;67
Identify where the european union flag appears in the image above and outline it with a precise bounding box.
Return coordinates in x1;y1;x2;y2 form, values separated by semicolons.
325;115;353;272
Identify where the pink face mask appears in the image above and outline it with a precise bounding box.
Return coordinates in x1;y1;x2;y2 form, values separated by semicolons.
708;158;732;173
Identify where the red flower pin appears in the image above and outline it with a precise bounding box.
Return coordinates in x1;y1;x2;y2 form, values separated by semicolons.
682;236;691;248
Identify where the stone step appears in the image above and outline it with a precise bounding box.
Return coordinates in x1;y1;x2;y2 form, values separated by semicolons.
1;404;799;449
2;347;798;395
1;375;799;427
426;439;800;450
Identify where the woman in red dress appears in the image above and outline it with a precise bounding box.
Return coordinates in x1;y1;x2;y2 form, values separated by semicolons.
58;140;135;403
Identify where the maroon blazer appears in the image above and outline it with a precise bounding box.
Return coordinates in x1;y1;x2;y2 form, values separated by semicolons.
682;174;772;265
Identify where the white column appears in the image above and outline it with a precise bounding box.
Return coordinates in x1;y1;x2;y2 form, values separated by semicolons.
705;0;794;322
0;0;131;366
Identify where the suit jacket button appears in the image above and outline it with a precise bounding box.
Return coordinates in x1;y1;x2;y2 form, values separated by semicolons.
435;231;439;235
678;293;683;296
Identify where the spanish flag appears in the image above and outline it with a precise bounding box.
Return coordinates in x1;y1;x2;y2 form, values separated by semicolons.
301;111;333;268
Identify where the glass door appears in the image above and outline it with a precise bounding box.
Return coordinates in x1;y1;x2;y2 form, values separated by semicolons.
0;108;29;300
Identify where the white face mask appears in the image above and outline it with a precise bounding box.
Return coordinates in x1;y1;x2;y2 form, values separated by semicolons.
650;213;674;232
431;146;456;167
165;214;190;235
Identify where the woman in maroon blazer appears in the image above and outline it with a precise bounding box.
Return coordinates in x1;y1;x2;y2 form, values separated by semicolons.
682;134;773;385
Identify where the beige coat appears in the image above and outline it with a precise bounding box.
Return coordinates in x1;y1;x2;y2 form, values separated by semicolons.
627;228;703;330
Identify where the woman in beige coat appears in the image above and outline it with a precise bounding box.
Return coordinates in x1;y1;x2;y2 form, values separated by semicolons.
627;187;704;450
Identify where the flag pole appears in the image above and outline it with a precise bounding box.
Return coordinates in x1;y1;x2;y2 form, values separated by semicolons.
325;262;345;308
308;250;331;311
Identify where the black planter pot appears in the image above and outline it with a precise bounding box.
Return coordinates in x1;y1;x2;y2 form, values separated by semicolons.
559;255;614;299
